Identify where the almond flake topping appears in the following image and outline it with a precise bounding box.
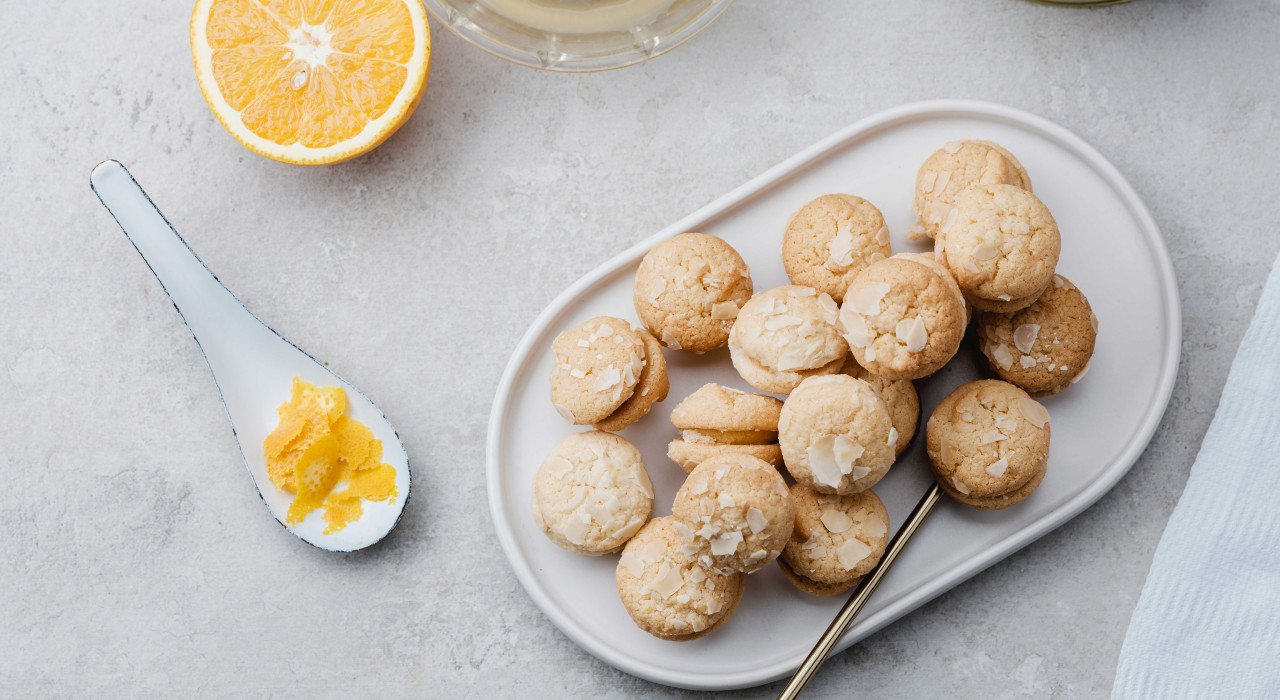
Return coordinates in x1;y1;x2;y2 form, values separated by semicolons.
927;202;952;225
934;170;954;195
820;508;854;533
839;307;874;348
990;343;1014;370
807;437;842;488
869;251;886;263
554;403;575;422
979;429;1005;445
647;278;666;305
888;427;898;447
1091;313;1099;333
986;458;1009;478
920;171;938;192
717;493;736;509
1010;219;1031;235
965;258;980;274
688;474;709;496
710;531;744;556
652;563;684;599
1017;397;1050;428
846;282;892;316
763;314;803;331
817;293;839;323
788;287;818;297
660;329;682;350
828;221;857;268
942;141;963;153
951;476;971;494
903;316;928;353
837;539;873;570
1013;324;1041;354
971;241;999;260
673;520;693;541
875;226;890;245
562;513;591;545
1020;356;1037;369
746;507;768;533
710;301;739;320
863;516;887;538
620;550;647;578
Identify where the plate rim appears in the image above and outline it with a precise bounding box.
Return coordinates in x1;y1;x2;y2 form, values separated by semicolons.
485;99;1182;690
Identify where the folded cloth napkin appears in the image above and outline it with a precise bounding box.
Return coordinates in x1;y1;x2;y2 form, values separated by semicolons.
1114;254;1280;699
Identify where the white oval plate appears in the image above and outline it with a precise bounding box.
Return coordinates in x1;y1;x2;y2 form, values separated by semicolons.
486;100;1180;690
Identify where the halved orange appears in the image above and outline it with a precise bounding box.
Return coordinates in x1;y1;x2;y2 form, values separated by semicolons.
191;0;431;165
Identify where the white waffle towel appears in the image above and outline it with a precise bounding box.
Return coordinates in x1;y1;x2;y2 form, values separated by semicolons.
1114;254;1280;699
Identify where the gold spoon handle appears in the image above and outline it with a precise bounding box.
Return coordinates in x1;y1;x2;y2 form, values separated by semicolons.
777;482;943;700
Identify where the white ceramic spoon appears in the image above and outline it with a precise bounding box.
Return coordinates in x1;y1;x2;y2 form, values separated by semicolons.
91;160;411;552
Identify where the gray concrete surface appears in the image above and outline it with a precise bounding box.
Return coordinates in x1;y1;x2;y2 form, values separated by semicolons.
3;0;1278;696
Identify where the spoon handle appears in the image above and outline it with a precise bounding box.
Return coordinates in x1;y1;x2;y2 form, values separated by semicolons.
777;483;943;700
90;160;271;382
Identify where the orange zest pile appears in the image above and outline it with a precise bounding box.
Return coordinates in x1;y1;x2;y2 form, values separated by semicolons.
264;378;398;533
191;0;431;165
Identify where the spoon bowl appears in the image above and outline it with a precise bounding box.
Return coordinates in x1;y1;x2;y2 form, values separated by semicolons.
91;160;410;552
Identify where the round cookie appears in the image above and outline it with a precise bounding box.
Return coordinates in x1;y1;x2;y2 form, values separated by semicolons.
926;380;1051;511
839;356;919;456
728;286;847;394
912;140;1032;240
594;329;670;431
782;194;892;303
672;454;794;574
634;233;754;353
838;257;966;381
616;517;746;641
667;383;784;473
778;374;895;494
779;483;890;595
942;184;1061;313
550;317;646;425
976;274;1098;396
532;431;655;555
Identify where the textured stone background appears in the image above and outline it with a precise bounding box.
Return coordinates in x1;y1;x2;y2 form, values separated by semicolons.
3;0;1278;697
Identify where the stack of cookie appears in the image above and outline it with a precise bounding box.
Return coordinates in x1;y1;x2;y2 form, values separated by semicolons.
530;139;1099;642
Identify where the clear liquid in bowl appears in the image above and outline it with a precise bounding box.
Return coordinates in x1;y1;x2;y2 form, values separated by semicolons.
478;0;677;34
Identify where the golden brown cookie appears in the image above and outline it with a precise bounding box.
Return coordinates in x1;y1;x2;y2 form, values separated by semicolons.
941;184;1061;313
634;233;754;353
839;356;919;456
782;194;892;303
912;140;1032;240
594;329;670;431
728;286;847;394
778;375;895;494
666;383;784;473
532;431;654;555
616;517;746;641
550;317;646;425
838;257;966;380
779;483;890;595
976;274;1097;396
672;454;794;574
926;380;1051;511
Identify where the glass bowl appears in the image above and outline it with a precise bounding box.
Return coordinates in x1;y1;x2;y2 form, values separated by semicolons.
422;0;736;72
